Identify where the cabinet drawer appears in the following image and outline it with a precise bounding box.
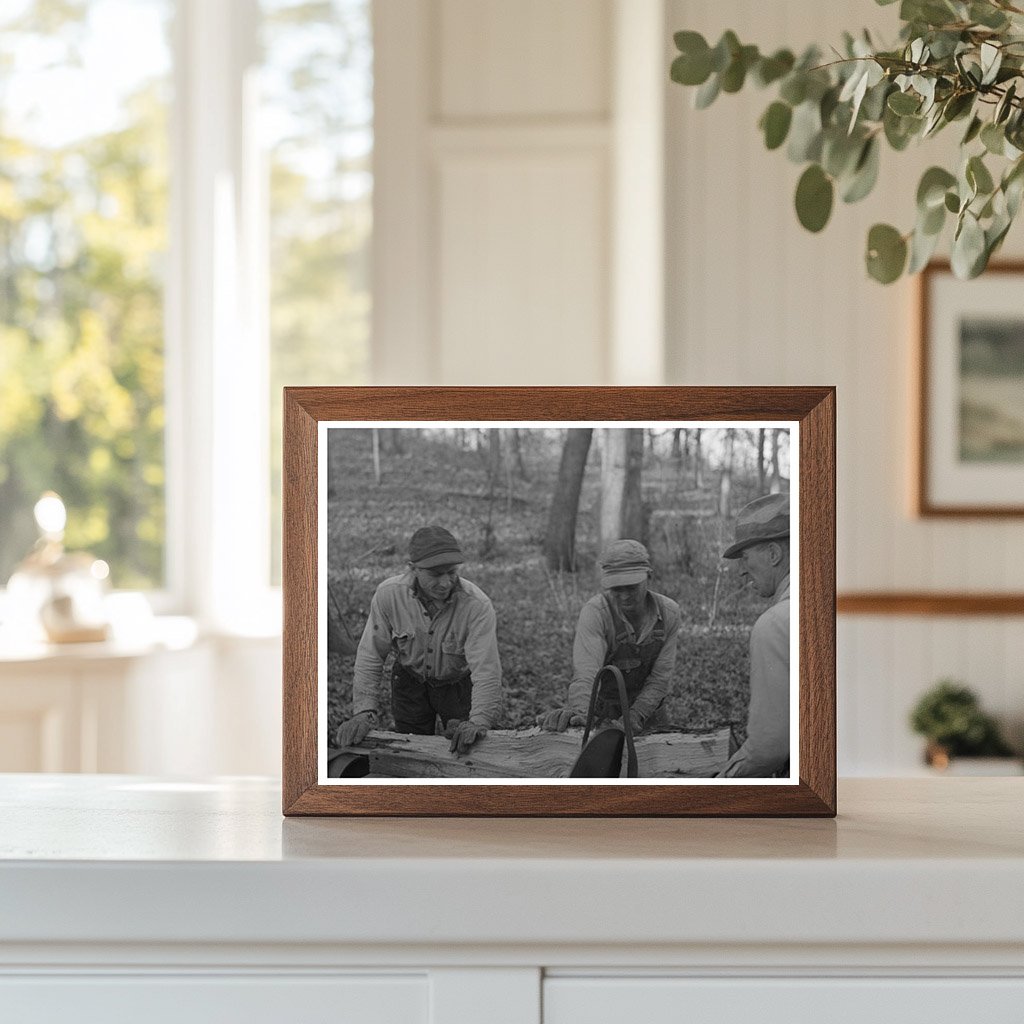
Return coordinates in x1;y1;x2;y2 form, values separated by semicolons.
544;977;1024;1024
0;974;427;1024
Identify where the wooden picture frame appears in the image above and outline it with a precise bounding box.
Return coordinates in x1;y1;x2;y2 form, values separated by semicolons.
917;261;1024;517
283;387;836;816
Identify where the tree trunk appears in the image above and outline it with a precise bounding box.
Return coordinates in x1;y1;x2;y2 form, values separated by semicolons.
371;428;382;485
543;428;593;571
671;428;682;461
694;430;704;489
757;427;767;494
511;428;529;480
330;727;735;779
600;428;645;547
770;428;782;493
718;428;735;517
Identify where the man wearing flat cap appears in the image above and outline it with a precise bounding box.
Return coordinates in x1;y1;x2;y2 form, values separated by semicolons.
336;525;502;756
716;492;791;778
541;539;681;735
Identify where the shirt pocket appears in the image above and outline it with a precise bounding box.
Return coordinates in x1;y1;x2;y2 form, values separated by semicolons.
439;636;468;677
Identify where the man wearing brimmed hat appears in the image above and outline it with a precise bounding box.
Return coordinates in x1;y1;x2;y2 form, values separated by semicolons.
540;539;681;735
716;492;791;778
336;525;501;755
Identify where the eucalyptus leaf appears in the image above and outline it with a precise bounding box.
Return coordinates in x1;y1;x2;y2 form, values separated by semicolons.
787;100;824;162
981;122;1005;155
694;73;721;109
888;91;921;115
951;211;986;278
779;73;807;106
754;49;795;87
710;31;740;73
962;115;983;145
944;190;961;213
967;154;995;195
866;223;908;283
970;2;1009;30
671;32;713;86
795;164;834;232
917;166;957;210
908;221;943;273
980;42;1002;87
995;82;1017;124
842;137;881;203
760;101;793;150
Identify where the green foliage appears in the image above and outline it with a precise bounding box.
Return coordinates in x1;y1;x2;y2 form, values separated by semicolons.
671;0;1024;282
0;3;168;586
909;679;1015;756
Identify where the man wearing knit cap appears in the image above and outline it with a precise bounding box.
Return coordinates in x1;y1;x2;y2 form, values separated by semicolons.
540;539;681;735
716;492;792;778
335;525;501;756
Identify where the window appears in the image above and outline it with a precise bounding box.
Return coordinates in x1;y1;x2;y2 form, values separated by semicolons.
0;0;172;589
261;0;373;582
0;0;372;622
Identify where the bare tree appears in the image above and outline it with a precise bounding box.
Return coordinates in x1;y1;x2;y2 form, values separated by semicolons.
671;428;682;461
718;429;735;517
694;430;704;490
770;429;783;493
757;427;767;494
543;429;593;571
510;428;529;480
600;428;645;547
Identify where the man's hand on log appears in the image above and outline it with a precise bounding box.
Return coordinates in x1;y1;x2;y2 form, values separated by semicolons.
445;719;488;756
336;711;375;747
538;707;586;732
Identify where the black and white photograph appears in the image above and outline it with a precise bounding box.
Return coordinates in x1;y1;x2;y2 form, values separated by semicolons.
319;422;798;784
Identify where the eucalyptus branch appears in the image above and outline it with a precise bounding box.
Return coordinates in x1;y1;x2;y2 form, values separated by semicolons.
670;2;1024;283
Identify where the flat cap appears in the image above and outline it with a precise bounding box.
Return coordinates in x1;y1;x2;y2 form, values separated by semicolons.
722;493;790;559
409;525;464;568
599;539;652;588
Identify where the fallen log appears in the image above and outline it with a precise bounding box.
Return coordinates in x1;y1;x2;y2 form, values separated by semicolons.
327;726;736;779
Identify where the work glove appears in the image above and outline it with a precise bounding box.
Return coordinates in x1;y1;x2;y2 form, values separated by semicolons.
610;710;645;735
539;707;586;732
336;712;375;748
445;719;488;756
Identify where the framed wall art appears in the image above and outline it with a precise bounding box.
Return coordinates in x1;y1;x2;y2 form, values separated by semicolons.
918;261;1024;517
282;387;836;816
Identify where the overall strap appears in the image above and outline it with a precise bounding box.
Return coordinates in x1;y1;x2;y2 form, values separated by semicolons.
580;664;638;778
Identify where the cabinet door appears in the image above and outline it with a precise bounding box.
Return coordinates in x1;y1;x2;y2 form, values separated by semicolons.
0;974;428;1024
544;977;1024;1024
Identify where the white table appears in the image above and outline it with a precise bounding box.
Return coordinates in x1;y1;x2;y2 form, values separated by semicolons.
1;776;1022;1023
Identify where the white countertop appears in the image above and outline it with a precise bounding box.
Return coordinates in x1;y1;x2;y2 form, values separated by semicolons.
1;776;1022;951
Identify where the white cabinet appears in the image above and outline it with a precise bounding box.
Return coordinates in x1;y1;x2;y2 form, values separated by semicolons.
0;975;428;1024
1;778;1022;1022
544;977;1024;1023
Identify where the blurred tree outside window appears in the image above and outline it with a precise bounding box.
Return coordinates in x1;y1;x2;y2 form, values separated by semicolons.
261;0;372;583
0;0;172;590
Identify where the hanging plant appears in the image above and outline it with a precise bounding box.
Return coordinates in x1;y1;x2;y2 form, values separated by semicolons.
670;0;1024;282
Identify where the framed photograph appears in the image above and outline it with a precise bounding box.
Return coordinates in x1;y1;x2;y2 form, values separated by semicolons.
918;261;1024;516
283;387;835;816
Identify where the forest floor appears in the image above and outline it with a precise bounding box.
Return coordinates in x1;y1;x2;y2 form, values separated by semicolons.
325;429;774;743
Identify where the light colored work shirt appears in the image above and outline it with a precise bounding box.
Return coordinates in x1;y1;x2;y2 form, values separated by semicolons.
719;575;790;777
567;591;681;724
351;571;502;727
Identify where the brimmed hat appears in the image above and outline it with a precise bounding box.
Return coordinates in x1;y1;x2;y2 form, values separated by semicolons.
409;525;464;568
722;493;790;559
599;539;652;588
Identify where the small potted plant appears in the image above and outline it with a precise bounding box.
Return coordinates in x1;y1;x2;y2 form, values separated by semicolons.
910;679;1017;772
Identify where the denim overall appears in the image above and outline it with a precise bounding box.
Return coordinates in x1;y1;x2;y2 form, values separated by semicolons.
592;593;667;723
